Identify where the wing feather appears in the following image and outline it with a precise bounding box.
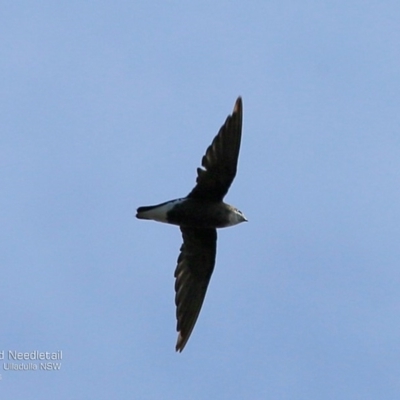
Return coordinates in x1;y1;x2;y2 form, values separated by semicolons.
187;97;243;201
174;227;217;352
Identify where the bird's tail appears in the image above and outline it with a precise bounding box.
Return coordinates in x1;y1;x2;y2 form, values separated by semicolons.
136;199;185;222
136;205;159;219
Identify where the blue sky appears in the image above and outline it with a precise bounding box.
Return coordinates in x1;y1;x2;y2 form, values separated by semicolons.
1;1;400;398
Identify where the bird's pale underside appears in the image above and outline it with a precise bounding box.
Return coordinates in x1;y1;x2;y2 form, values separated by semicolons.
136;97;246;352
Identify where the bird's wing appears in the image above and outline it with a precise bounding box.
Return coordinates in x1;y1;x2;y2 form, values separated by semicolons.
174;227;217;352
187;97;243;202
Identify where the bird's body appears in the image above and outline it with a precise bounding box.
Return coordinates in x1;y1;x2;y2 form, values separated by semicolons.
137;198;244;229
136;97;246;351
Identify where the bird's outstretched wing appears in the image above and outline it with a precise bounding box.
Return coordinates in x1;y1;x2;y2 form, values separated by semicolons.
187;97;243;202
174;227;217;352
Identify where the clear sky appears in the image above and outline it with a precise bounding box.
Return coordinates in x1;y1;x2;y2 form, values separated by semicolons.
1;1;400;398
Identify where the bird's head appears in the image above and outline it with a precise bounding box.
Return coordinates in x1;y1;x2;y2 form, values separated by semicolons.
228;207;248;226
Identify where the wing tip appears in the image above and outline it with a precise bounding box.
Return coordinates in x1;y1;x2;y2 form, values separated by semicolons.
175;333;187;353
233;96;242;114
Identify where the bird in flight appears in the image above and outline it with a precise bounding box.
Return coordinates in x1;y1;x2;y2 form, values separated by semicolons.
136;97;247;352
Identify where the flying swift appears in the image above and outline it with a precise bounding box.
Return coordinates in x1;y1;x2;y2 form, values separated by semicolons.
136;97;246;351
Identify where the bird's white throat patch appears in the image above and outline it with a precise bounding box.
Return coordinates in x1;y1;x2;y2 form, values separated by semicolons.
227;208;247;227
138;198;185;223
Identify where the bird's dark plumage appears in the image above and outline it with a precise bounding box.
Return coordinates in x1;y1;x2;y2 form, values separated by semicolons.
188;97;242;201
136;97;246;352
174;227;217;351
